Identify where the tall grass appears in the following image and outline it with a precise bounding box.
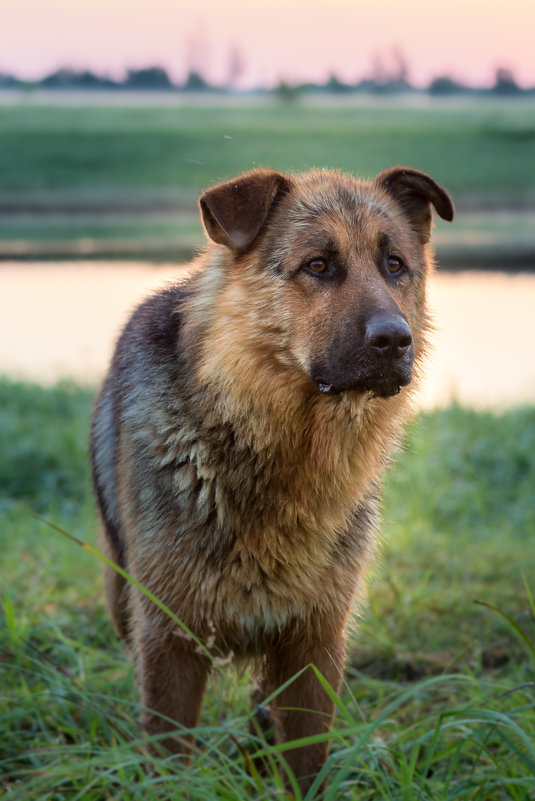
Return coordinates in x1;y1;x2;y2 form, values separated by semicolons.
1;379;534;798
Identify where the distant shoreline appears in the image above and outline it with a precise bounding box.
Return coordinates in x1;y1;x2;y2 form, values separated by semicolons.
2;88;535;107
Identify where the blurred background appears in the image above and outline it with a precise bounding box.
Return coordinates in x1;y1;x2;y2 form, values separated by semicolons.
1;0;535;406
2;3;535;798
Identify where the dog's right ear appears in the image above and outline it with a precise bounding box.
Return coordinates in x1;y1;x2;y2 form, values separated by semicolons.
199;169;291;253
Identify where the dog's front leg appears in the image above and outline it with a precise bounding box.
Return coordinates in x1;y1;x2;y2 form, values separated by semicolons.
265;630;346;794
134;616;211;758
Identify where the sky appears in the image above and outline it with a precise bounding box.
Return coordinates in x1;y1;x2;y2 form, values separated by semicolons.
1;0;534;89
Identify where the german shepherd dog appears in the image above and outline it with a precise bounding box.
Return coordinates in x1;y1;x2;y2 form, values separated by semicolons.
91;165;453;792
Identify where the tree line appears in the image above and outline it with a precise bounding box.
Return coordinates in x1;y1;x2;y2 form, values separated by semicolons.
0;64;532;97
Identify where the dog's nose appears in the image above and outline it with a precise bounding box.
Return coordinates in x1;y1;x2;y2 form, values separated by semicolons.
365;315;412;359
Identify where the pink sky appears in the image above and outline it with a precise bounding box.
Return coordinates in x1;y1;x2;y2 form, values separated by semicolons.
1;0;534;88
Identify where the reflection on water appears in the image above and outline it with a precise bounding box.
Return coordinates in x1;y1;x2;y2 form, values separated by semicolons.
1;262;534;409
423;271;535;408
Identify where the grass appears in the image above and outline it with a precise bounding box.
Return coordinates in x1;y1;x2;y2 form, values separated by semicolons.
1;95;535;264
1;97;535;204
0;377;534;798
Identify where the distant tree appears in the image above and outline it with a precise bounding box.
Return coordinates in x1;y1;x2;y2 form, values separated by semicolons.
323;73;351;93
186;28;211;74
493;66;521;95
428;75;468;95
226;45;244;90
0;72;18;88
182;70;209;91
390;47;410;89
367;47;412;93
370;53;389;87
40;68;116;89
73;70;116;88
275;80;302;103
41;68;79;87
352;78;378;93
125;67;173;89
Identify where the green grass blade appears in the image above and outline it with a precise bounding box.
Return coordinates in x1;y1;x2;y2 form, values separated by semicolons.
474;599;535;659
32;513;215;662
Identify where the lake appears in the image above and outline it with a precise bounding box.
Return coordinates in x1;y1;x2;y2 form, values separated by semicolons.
2;262;534;409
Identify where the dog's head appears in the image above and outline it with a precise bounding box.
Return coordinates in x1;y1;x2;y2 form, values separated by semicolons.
199;166;453;399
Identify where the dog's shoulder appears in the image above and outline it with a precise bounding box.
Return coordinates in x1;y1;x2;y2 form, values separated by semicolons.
112;276;195;388
121;279;192;358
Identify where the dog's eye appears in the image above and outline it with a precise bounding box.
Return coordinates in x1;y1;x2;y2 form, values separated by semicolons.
306;258;328;275
387;256;404;275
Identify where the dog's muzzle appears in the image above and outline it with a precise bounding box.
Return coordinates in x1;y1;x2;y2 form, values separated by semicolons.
313;314;414;398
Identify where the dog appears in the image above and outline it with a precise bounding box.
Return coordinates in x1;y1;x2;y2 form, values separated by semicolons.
90;165;453;792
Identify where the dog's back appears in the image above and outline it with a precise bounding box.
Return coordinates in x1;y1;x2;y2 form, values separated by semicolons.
90;165;453;791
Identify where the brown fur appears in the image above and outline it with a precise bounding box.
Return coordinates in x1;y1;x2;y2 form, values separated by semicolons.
90;165;453;792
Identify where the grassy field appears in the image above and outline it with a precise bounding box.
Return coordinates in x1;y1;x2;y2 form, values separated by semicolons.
1;378;534;799
1;94;534;265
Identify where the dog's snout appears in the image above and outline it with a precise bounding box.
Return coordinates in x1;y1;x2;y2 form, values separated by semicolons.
365;315;412;360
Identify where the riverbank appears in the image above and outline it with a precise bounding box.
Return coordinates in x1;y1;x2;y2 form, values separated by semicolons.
1;209;534;270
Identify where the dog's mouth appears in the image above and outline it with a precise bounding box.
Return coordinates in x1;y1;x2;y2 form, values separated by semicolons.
312;340;414;399
370;382;403;399
314;371;411;399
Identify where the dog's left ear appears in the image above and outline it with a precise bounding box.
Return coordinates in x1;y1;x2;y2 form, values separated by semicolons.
375;166;454;243
199;169;291;253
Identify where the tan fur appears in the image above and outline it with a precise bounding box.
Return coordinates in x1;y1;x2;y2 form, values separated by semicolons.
90;165;453;793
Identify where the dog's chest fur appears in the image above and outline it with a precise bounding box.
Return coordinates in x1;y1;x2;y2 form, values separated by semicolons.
124;387;377;639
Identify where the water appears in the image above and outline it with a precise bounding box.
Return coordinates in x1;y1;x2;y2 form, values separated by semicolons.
2;262;534;409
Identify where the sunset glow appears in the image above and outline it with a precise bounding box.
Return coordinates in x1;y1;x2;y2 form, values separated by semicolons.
2;0;535;88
